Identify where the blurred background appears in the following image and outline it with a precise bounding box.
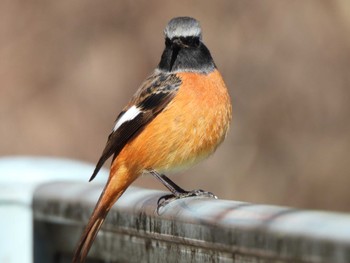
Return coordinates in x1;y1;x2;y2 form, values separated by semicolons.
1;0;350;212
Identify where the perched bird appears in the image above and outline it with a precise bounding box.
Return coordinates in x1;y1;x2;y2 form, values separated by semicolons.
72;16;232;262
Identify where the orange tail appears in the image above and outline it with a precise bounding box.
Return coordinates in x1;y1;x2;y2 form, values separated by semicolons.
72;167;134;263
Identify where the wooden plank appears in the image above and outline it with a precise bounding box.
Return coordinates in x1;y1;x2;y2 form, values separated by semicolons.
33;182;350;263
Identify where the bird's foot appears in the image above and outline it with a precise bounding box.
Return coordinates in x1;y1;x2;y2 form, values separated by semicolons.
157;189;217;213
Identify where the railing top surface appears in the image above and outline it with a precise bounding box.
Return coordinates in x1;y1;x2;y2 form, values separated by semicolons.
34;181;350;243
33;181;350;263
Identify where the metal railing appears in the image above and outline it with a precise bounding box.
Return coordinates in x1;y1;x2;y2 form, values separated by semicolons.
0;156;108;263
33;181;350;263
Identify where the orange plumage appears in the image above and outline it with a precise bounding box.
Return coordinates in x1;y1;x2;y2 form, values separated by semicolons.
115;70;232;175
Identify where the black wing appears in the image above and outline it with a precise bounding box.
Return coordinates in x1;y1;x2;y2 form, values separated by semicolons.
89;72;181;181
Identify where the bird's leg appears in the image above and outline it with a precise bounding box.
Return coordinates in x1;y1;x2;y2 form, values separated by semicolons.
149;170;217;210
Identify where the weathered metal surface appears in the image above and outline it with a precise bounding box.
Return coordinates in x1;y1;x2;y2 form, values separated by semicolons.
33;182;350;263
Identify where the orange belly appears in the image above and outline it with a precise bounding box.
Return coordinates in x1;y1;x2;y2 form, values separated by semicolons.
114;69;232;177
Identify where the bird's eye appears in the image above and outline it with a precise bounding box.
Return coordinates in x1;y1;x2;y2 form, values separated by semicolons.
192;38;200;47
165;38;172;47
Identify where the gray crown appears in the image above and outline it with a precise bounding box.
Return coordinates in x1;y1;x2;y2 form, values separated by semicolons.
164;17;202;40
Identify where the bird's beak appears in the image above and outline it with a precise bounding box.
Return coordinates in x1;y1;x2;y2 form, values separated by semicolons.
172;38;188;48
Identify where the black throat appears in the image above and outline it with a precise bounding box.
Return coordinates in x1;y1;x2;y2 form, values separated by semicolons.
157;38;216;74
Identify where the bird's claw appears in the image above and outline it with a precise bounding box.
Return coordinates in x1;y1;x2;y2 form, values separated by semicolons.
156;189;217;214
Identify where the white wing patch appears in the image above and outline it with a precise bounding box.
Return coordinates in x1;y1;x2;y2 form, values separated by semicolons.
113;106;141;132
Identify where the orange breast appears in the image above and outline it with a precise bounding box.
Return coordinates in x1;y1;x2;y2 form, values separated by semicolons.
114;69;232;177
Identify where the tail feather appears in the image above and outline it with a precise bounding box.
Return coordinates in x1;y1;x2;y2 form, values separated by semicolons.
73;209;107;262
72;171;132;263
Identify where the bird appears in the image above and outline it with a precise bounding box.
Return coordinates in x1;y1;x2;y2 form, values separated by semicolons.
72;16;232;262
